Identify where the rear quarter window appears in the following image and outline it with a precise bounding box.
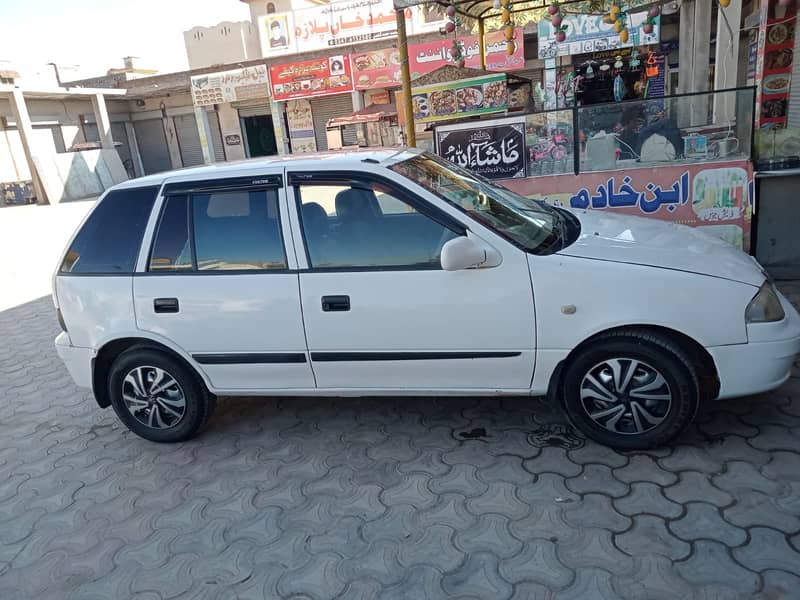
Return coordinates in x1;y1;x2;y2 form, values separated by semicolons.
60;186;159;274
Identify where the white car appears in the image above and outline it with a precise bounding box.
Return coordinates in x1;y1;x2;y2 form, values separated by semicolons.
53;149;800;448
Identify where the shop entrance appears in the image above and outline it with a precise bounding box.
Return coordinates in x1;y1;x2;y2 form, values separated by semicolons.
241;115;278;157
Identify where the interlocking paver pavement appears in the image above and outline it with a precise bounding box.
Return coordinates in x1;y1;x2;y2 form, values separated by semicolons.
0;285;799;599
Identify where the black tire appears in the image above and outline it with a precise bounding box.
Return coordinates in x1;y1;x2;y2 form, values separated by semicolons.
108;347;215;443
561;330;699;449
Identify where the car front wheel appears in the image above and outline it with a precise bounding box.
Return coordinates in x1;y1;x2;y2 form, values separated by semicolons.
562;331;700;449
108;347;215;443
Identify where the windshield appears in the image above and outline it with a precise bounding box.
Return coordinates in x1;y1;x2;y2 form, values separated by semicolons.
389;152;564;254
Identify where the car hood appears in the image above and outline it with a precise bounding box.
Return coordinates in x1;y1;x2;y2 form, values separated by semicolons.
557;209;764;287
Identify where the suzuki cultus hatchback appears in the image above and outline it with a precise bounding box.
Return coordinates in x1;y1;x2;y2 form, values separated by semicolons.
54;149;800;448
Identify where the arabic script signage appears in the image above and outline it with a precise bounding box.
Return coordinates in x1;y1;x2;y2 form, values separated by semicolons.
499;162;754;251
347;28;524;90
538;13;660;58
436;119;526;180
269;56;353;101
258;0;423;56
190;65;270;107
412;74;508;123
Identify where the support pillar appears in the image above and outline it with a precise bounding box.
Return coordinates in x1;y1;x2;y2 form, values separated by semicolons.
678;0;713;127
8;89;46;203
91;93;113;149
396;8;415;147
713;0;743;124
194;107;214;164
124;121;145;177
478;18;486;70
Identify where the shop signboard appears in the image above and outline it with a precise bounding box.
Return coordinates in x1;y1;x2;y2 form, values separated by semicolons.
411;74;508;123
435;117;526;180
409;28;525;79
190;65;270;107
351;28;524;91
500;161;754;251
258;0;419;56
269;56;354;101
538;13;660;59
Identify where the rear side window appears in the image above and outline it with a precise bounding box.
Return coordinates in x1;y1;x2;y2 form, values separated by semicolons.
193;189;286;271
60;186;159;274
148;188;286;272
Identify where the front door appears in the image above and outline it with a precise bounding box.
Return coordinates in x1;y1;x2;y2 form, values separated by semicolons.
287;170;536;391
134;176;315;391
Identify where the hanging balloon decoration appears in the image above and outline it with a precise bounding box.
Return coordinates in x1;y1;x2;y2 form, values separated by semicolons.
444;4;466;67
548;2;567;43
642;4;659;35
604;4;629;45
503;0;516;54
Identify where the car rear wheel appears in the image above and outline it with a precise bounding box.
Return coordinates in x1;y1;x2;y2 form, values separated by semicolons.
108;347;215;443
562;331;700;449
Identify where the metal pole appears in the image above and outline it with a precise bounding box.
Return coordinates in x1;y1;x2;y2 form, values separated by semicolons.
478;18;486;70
396;8;416;147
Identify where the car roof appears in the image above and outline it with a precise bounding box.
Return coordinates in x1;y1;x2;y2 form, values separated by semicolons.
113;147;423;190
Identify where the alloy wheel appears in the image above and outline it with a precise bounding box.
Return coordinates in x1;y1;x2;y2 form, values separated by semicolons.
579;358;673;436
121;366;186;429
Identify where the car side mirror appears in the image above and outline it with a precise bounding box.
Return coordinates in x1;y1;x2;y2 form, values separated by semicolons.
440;234;501;271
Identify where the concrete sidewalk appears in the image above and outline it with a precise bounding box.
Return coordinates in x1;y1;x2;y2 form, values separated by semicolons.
0;200;95;312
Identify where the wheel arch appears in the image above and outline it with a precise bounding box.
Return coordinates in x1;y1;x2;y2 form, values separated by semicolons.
547;324;720;405
93;337;212;408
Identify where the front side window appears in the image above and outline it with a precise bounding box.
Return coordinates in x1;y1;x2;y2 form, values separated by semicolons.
60;186;159;274
148;188;286;272
390;152;568;255
296;180;459;269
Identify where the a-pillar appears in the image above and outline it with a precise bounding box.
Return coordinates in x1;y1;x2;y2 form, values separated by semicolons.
713;0;743;124
8;89;46;203
91;93;114;149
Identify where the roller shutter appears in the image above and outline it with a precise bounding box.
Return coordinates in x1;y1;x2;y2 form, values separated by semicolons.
133;118;171;174
236;104;272;118
173;113;204;167
310;94;355;150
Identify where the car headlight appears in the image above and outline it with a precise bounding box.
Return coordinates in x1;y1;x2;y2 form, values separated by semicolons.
746;282;785;323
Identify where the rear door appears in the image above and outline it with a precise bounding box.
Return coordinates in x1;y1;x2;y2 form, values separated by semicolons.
134;174;315;391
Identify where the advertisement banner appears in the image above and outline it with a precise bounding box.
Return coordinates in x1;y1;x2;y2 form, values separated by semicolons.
538;13;661;58
436;118;526;180
412;74;508;123
258;0;417;57
755;0;796;128
190;65;270;107
350;28;524;90
269;56;353;101
286;99;317;153
499;161;754;251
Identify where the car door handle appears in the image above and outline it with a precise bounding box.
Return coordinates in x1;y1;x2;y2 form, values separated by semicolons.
154;298;179;313
321;295;350;312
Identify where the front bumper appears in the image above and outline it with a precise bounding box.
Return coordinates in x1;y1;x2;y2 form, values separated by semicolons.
55;332;94;389
709;292;800;399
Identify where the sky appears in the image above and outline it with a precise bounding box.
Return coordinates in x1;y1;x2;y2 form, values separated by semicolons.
0;0;251;78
